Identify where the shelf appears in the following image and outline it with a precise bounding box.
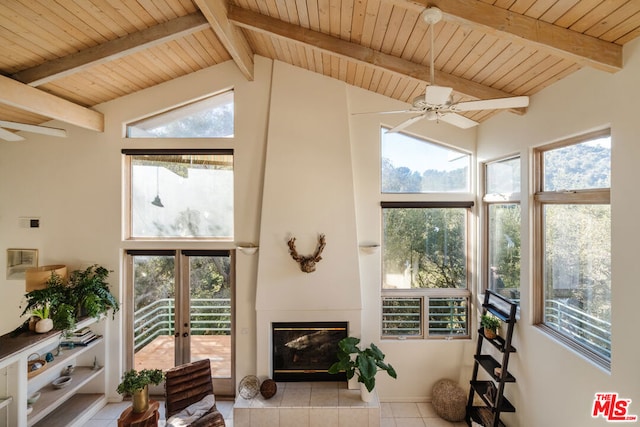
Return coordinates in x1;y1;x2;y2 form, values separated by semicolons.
474;355;515;382
31;393;105;427
28;366;104;426
470;381;516;413
468;406;507;427
479;329;516;353
27;336;103;391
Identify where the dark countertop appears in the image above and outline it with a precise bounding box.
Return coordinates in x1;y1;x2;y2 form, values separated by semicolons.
0;326;61;364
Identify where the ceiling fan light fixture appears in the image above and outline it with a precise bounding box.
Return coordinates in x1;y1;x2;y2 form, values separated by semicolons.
421;7;443;25
425;111;438;121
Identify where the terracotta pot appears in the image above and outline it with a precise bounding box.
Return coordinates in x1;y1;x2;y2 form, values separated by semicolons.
484;328;497;339
35;318;53;333
132;385;149;413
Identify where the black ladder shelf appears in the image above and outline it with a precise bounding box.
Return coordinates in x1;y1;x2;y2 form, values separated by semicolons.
466;290;518;427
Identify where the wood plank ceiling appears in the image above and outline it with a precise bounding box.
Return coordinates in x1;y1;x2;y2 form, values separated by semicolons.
0;0;639;136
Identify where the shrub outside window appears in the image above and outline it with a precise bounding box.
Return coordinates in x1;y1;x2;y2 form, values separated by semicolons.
534;129;611;369
380;129;472;339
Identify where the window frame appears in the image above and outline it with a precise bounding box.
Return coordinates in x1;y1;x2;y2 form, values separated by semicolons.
123;148;234;241
481;155;521;301
532;128;611;369
378;127;476;340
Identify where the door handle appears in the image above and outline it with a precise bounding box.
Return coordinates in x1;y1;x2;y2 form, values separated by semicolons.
182;332;189;337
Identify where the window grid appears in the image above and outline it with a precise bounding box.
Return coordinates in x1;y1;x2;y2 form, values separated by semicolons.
382;296;469;338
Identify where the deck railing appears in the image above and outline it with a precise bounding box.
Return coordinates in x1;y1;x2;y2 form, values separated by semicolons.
134;298;231;352
544;299;611;358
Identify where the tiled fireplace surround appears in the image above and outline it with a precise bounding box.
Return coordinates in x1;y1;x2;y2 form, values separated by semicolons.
234;314;374;426
233;381;380;427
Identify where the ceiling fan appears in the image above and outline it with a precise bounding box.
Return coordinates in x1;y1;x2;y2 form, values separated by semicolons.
0;120;67;141
358;7;529;132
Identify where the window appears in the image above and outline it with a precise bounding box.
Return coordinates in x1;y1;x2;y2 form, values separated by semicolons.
380;129;472;339
126;90;234;138
124;150;234;239
484;157;521;302
534;129;611;368
381;129;470;193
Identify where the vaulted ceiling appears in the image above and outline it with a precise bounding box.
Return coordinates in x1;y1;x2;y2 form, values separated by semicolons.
1;0;639;137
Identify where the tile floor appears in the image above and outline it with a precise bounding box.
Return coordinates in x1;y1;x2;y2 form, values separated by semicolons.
82;399;468;427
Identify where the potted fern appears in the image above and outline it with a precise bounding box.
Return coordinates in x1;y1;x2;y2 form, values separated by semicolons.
116;369;165;413
328;336;397;402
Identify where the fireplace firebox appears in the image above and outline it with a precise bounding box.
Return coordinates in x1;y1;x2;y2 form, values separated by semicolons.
272;321;348;381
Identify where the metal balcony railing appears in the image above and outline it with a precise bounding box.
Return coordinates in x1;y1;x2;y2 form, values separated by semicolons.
545;299;611;358
134;298;231;352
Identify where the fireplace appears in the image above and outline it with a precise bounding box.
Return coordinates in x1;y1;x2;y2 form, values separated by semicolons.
272;321;348;381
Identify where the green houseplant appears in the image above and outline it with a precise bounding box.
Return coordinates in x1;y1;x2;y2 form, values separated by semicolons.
21;271;77;331
116;368;165;413
21;265;119;332
481;314;501;339
67;265;120;319
328;336;397;397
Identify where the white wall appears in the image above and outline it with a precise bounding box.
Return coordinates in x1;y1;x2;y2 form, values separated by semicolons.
255;61;363;377
477;38;640;426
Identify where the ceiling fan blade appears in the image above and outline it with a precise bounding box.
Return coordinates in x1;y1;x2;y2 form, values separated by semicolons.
425;86;453;105
387;115;426;133
0;127;26;141
454;96;529;112
0;120;67;138
352;109;417;116
438;113;478;129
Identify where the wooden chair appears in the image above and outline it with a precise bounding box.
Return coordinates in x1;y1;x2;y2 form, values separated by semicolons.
164;359;226;427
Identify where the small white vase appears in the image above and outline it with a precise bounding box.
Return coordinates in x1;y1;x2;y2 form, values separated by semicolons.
35;318;53;333
360;383;373;403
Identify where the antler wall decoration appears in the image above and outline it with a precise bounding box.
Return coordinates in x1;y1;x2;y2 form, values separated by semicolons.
287;234;326;273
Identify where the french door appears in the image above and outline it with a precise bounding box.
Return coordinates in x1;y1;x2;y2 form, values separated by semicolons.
125;250;234;396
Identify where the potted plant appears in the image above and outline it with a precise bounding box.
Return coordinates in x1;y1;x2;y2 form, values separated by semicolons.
328;336;397;401
21;265;119;333
116;368;165;413
30;303;53;333
21;271;76;331
481;314;501;339
67;265;120;319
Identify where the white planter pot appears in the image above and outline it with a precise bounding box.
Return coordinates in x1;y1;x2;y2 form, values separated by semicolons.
35;318;53;333
360;383;373;403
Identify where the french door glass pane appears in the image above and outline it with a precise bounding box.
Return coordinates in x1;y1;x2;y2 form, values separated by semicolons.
543;204;611;359
133;254;176;371
189;255;232;379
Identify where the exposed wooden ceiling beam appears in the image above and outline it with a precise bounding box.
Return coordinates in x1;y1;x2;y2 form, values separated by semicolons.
228;5;525;113
0;75;104;132
194;0;254;81
12;13;210;87
402;0;622;73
